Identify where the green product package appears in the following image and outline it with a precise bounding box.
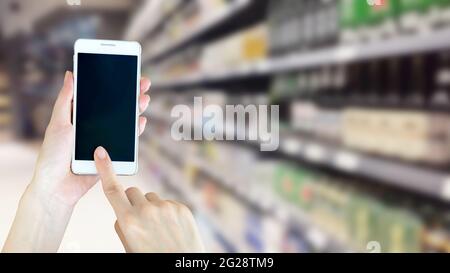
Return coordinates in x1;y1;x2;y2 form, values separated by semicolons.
273;164;298;202
270;76;284;101
286;73;300;97
270;74;298;101
366;0;400;25
340;0;367;28
399;0;433;14
273;163;316;208
294;171;315;210
347;196;382;251
381;209;423;253
367;202;385;252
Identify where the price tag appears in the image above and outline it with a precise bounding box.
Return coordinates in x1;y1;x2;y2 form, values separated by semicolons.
255;60;270;74
305;144;325;162
307;228;328;251
334;151;359;172
441;178;450;201
334;46;357;62
281;138;302;155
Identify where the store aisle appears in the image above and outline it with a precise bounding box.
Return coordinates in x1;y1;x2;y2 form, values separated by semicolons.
0;141;156;252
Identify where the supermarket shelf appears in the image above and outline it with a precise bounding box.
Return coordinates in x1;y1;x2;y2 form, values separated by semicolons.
166;168;251;252
146;110;450;203
141;145;250;252
152;27;450;89
148;133;352;252
145;1;185;37
143;0;252;64
152;61;270;89
150;135;270;214
192;156;351;252
125;0;185;42
277;135;450;203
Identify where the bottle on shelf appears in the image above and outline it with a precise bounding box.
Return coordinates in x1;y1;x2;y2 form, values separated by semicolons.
431;51;450;111
398;0;435;34
384;57;402;107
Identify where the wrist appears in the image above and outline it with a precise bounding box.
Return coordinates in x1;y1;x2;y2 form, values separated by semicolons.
22;181;75;214
28;174;80;208
2;182;74;252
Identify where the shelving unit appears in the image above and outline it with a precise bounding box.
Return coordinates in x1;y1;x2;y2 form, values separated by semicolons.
147;110;450;203
152;27;450;89
278;135;450;203
136;0;450;253
140;143;252;252
142;131;351;252
125;0;186;42
143;0;253;64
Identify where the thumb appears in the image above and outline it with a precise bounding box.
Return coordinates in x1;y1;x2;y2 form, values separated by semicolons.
50;71;74;127
94;147;131;216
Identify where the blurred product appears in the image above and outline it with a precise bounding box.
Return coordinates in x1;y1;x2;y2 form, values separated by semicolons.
341;0;442;42
290;101;342;143
271;65;347;105
398;0;450;33
201;24;268;72
145;123;450;252
142;97;450;253
290;101;450;165
151;46;201;82
144;0;245;59
271;52;447;109
272;161;427;252
340;0;399;42
433;51;450;109
342;109;450;164
268;0;339;56
149;23;267;80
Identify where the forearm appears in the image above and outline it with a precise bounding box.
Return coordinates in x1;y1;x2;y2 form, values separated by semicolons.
2;183;73;253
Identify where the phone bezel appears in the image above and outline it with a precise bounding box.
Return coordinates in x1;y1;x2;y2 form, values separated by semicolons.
71;39;141;176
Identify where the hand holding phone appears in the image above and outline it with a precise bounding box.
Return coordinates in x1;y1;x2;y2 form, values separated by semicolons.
3;71;151;252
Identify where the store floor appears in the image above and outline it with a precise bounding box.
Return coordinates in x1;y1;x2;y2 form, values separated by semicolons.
0;140;155;252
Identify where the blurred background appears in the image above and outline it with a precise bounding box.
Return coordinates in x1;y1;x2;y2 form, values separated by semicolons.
0;0;449;253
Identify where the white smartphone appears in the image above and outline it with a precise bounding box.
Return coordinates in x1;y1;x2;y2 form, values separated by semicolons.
72;39;141;175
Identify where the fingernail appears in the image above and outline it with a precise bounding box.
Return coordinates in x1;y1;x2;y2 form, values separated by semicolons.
141;98;149;110
63;71;71;85
143;117;148;124
95;146;107;159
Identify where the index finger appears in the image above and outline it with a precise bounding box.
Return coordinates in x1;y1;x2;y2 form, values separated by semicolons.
94;146;132;216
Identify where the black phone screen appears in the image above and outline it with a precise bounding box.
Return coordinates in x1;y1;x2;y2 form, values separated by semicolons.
75;53;138;162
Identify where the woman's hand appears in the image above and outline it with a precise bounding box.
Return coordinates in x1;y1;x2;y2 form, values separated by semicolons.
32;71;151;206
94;146;205;253
2;71;151;252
